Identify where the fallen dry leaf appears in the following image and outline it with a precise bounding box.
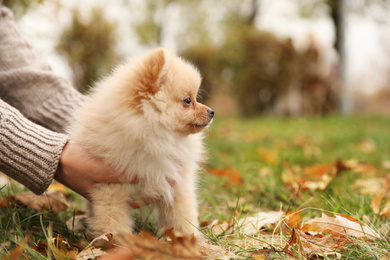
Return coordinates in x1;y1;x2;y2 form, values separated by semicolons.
301;213;381;240
282;160;343;191
32;237;78;259
209;211;285;236
238;211;285;235
342;159;378;176
371;194;387;214
251;248;277;259
99;248;134;260
381;251;389;260
380;201;390;218
195;234;239;259
209;166;244;186
0;190;69;213
2;236;28;260
283;228;342;260
165;229;204;259
74;233;115;259
372;194;390;218
353;176;390;195
210;219;234;235
75;246;107;260
125;231;203;259
257;147;278;165
284;210;302;230
77;231;232;260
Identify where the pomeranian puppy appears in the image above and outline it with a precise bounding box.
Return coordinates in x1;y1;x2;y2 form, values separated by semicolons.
70;48;214;244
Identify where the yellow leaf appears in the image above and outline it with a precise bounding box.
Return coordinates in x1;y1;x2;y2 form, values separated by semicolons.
257;148;278;165
47;181;67;193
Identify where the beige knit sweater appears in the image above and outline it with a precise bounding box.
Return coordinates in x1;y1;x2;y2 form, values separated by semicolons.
0;6;85;194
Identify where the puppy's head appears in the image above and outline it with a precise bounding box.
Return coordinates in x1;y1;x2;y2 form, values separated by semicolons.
132;48;213;135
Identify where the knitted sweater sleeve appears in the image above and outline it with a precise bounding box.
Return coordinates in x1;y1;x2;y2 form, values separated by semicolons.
0;100;68;194
0;6;86;194
0;6;86;133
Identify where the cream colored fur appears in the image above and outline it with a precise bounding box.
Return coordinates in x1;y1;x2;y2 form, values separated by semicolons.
70;48;213;244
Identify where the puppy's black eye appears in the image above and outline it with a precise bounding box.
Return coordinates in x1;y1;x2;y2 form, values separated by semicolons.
183;98;192;105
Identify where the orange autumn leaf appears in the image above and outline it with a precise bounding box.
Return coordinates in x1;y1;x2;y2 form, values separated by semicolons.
371;194;390;218
285;210;302;229
282;160;343;191
303;161;343;177
209;166;243;186
0;195;17;208
2;236;28;260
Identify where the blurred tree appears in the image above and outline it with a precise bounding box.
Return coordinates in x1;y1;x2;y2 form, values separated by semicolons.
133;1;165;46
181;44;221;104
303;0;390;113
56;7;118;93
2;0;44;19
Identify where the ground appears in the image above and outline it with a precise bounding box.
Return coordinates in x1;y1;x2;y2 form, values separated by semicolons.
1;115;390;259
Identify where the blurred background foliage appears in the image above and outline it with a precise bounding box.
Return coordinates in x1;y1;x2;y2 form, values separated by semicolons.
3;0;390;115
1;0;43;18
55;8;118;93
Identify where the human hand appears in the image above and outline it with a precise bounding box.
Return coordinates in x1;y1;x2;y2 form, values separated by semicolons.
55;141;174;208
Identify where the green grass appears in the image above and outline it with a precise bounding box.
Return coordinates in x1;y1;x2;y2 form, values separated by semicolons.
1;115;390;259
199;115;390;258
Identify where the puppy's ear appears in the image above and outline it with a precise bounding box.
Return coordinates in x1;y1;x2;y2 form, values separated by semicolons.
156;49;172;88
144;48;172;94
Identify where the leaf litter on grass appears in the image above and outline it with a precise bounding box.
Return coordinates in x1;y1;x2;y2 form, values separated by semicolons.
3;117;390;259
203;156;389;258
204;205;387;259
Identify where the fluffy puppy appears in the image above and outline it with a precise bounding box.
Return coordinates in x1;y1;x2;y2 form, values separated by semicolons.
70;48;213;244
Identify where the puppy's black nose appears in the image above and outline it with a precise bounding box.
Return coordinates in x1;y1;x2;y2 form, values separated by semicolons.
207;108;214;118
